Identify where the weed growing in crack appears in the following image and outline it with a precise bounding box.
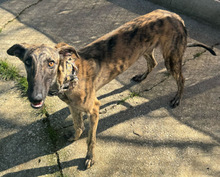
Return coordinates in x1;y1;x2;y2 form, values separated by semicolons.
130;92;140;98
36;105;58;147
35;104;50;118
47;123;58;143
117;91;140;105
193;51;205;58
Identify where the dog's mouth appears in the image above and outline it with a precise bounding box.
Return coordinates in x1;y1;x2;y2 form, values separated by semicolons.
31;100;44;109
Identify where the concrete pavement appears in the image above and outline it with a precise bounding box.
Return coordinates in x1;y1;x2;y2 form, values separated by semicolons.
0;0;220;176
149;0;220;28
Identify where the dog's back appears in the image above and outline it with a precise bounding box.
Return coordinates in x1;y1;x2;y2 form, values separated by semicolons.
78;9;187;90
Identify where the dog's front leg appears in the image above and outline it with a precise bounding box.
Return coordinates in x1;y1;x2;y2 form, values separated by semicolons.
85;97;101;169
68;106;85;141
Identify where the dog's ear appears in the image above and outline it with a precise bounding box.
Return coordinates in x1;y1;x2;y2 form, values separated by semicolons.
55;42;80;59
7;43;30;61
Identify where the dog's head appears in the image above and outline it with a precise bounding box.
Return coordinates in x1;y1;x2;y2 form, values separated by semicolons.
7;43;79;108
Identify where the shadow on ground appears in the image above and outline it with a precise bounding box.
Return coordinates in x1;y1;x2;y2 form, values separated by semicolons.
0;73;219;176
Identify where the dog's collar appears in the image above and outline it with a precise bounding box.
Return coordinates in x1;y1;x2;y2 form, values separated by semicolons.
59;57;78;92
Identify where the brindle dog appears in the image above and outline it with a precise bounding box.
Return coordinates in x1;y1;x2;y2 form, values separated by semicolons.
7;9;216;169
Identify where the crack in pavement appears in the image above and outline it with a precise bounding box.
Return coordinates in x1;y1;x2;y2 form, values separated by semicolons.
101;43;218;114
183;42;219;66
42;105;64;177
139;43;219;93
144;43;219;93
0;0;43;32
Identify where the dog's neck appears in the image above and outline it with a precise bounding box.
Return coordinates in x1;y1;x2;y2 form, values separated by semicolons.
48;56;78;96
59;56;78;92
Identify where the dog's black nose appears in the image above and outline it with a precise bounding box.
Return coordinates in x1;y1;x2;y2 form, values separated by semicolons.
34;93;43;101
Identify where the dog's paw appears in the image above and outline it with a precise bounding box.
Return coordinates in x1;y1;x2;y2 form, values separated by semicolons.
131;74;146;82
67;134;81;142
85;156;95;169
170;97;180;108
67;128;84;142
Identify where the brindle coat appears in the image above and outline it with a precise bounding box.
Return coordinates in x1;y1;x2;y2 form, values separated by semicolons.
7;9;216;169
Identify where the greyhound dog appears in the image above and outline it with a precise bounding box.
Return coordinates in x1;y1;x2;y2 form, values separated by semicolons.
7;9;216;169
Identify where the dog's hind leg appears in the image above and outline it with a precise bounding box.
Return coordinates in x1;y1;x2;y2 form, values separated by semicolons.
132;50;157;82
163;37;186;108
85;97;101;169
165;55;185;108
68;107;85;141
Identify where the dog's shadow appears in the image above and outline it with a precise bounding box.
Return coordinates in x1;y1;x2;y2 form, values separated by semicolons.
1;73;220;176
0;106;88;177
0;79;137;176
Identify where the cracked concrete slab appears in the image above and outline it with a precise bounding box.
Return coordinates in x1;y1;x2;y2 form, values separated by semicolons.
0;0;220;176
0;81;61;177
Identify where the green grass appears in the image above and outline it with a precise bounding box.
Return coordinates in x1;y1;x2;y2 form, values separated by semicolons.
0;60;19;80
17;76;28;96
0;60;28;95
36;104;50;117
117;91;140;105
193;52;202;58
193;50;206;59
47;124;58;143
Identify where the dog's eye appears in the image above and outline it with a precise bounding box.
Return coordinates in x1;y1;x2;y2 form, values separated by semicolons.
25;58;32;67
48;61;55;68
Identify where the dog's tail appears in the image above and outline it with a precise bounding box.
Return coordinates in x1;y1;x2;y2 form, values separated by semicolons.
187;43;216;56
